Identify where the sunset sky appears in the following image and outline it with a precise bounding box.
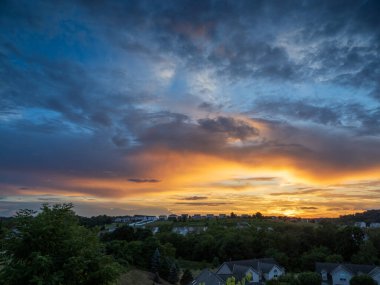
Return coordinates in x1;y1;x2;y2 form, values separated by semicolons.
1;0;380;217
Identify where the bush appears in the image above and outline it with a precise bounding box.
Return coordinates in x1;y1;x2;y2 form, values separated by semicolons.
297;272;321;285
279;274;300;285
350;275;377;285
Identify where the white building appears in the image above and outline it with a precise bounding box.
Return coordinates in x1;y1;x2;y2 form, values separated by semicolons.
193;258;284;285
316;262;380;285
370;222;380;228
354;221;367;228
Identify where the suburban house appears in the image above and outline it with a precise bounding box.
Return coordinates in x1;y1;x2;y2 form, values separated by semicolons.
354;222;367;228
168;214;178;221
158;215;168;220
316;262;380;285
172;226;208;236
192;258;285;285
370;223;380;228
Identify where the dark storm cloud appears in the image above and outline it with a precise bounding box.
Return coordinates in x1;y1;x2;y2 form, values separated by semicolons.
1;0;380;204
80;0;380;88
252;100;341;126
198;116;259;140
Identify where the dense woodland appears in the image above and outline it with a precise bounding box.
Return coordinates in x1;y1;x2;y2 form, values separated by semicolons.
1;205;380;285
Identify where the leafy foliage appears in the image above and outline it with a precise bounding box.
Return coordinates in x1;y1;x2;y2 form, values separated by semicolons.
350;275;377;285
297;272;321;285
0;203;121;285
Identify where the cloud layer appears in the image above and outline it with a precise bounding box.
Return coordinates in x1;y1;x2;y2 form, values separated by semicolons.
1;0;380;216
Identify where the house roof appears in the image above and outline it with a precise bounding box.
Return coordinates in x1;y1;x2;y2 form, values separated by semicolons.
194;258;282;285
260;262;280;273
369;266;380;277
233;264;253;280
193;269;225;285
217;273;234;282
316;262;377;275
222;258;278;272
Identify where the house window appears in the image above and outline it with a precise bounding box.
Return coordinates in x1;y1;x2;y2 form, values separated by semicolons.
322;271;327;281
274;269;278;278
339;273;346;282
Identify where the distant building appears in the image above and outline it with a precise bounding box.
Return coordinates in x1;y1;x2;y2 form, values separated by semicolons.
144;216;157;221
192;214;202;220
114;216;132;223
180;214;189;220
218;214;227;219
206;214;215;219
172;227;189;236
354;221;367;228
370;222;380;228
168;214;178;221
316;262;380;285
172;226;207;236
192;258;284;285
241;214;251;218
158;215;167;221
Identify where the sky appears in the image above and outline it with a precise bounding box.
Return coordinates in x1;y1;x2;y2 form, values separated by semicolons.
1;0;380;217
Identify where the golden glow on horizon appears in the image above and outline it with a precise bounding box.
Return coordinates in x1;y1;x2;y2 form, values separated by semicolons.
4;149;380;218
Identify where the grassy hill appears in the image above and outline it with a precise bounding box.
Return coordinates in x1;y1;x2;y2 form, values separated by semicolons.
116;269;172;285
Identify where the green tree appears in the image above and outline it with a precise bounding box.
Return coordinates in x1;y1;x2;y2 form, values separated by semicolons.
350;275;377;285
168;262;179;284
325;254;344;263
351;241;379;264
105;240;132;266
337;227;365;260
0;203;121;285
297;272;321;285
212;256;220;268
226;276;236;285
151;248;161;273
278;274;300;285
300;246;330;270
180;269;193;285
159;257;172;281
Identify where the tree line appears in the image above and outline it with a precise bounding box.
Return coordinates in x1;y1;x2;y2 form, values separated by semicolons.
1;204;380;285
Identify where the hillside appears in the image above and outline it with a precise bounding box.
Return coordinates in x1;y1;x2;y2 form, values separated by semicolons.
116;269;172;285
339;209;380;224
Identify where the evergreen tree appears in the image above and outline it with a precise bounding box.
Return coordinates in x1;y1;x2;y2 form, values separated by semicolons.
151;248;161;273
159;257;171;281
168;262;179;284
